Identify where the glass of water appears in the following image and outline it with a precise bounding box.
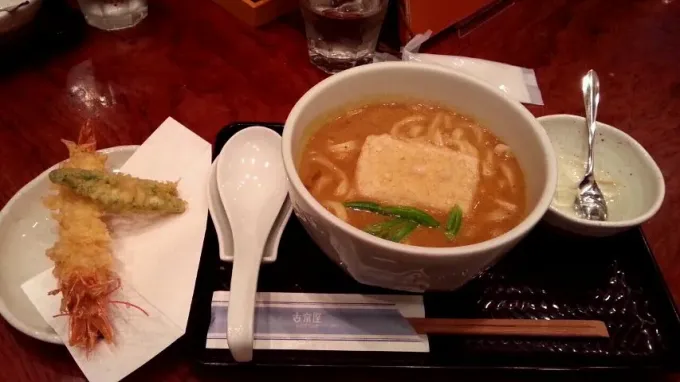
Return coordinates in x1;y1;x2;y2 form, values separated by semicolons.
76;0;148;31
300;0;389;74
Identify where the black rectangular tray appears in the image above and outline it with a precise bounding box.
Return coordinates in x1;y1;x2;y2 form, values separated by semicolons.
185;122;680;372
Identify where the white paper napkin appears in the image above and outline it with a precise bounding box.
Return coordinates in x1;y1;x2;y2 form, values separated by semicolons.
22;117;212;382
400;31;544;105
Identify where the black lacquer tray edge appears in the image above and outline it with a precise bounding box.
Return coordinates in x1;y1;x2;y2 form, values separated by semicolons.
184;122;680;373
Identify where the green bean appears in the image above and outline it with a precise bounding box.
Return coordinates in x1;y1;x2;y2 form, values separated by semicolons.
364;219;418;242
344;201;384;214
346;201;440;229
381;206;440;228
391;220;418;242
363;219;402;238
444;205;463;240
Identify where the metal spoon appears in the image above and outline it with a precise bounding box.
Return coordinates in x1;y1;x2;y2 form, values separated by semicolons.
216;127;288;362
573;69;608;221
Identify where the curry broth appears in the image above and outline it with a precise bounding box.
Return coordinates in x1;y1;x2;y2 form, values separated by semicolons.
298;101;526;247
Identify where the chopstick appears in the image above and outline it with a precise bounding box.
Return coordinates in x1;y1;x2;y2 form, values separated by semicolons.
407;318;609;338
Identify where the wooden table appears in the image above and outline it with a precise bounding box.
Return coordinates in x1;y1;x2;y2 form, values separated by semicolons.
1;0;679;380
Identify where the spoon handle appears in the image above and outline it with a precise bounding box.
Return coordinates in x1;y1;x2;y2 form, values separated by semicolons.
226;231;264;362
582;69;600;178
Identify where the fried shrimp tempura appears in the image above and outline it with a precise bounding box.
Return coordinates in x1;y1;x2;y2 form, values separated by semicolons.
49;168;186;213
44;127;146;352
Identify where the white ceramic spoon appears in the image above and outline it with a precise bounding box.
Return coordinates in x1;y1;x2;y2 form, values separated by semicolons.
207;159;292;263
216;126;288;362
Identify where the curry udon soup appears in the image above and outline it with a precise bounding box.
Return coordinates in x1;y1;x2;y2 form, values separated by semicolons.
297;101;527;248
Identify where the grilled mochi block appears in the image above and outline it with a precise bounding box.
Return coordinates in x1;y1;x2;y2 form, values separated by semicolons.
355;134;480;213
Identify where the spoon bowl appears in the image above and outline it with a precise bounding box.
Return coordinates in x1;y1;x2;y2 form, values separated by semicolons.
207;159;292;263
216;126;288;362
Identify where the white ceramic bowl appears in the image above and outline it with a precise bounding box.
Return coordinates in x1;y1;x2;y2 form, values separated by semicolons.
539;114;665;237
282;62;557;292
0;145;137;344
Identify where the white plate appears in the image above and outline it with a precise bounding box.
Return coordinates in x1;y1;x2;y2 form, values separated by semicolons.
0;145;138;344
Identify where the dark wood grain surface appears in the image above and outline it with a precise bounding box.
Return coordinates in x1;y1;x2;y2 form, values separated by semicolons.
1;0;679;381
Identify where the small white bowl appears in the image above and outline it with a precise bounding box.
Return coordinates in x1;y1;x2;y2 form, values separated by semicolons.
539;114;665;237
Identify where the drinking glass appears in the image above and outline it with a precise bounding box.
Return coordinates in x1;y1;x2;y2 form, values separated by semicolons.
300;0;389;74
76;0;148;31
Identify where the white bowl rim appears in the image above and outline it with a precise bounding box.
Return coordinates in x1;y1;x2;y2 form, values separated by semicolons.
0;145;139;344
539;114;666;228
0;0;40;16
282;61;558;259
0;0;41;30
